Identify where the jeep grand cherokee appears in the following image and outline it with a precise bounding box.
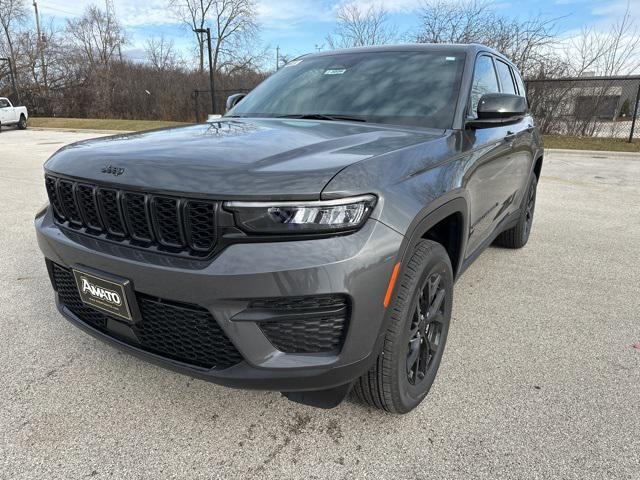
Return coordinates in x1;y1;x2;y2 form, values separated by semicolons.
35;44;543;413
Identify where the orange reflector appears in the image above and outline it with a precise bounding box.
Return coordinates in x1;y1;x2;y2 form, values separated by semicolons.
383;262;401;308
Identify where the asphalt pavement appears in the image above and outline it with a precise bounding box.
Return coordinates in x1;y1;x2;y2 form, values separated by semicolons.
1;128;639;479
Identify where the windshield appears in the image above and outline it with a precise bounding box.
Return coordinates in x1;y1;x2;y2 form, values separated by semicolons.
228;50;466;129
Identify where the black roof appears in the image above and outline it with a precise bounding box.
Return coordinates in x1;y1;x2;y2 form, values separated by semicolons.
304;43;516;71
309;43;503;58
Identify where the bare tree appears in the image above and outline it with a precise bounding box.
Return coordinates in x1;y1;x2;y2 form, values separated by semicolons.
415;0;491;45
168;0;259;74
0;0;28;88
64;4;126;116
145;36;181;71
526;2;640;137
211;0;259;72
326;3;396;49
169;0;213;73
564;3;640;77
65;4;126;69
414;0;559;77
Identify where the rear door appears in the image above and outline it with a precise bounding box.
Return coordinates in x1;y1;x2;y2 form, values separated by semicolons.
463;54;516;254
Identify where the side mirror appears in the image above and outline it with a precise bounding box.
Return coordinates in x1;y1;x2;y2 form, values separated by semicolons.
226;93;246;112
467;93;527;128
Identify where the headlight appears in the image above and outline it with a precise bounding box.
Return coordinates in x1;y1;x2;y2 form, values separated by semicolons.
224;195;377;234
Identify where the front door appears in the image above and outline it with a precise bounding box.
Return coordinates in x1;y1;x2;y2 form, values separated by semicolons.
463;55;518;255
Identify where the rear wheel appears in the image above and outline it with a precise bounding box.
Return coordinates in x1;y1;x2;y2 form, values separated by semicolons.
352;239;453;414
494;175;537;249
18;115;27;130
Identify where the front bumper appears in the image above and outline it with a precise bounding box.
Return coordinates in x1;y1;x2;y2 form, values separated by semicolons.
35;208;403;391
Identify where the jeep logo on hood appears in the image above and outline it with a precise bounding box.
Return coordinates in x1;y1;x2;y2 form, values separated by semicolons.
81;277;122;305
101;165;124;176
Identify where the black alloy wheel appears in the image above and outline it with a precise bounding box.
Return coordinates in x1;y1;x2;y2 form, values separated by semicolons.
406;272;446;386
353;239;453;414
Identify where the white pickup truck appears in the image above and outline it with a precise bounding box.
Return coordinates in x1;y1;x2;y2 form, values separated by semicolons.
0;97;28;132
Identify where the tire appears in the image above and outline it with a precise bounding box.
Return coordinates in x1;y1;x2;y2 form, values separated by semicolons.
352;239;453;414
494;175;537;249
18;115;27;130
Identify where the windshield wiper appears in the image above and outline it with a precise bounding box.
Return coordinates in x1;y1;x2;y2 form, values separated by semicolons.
276;114;367;122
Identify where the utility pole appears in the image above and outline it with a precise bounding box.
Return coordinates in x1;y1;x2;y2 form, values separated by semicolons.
32;1;48;91
276;46;280;71
194;28;216;114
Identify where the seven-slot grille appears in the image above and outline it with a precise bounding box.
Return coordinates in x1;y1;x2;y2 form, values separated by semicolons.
45;175;217;257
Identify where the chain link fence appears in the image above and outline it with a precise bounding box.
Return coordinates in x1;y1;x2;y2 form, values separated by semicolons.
525;76;640;143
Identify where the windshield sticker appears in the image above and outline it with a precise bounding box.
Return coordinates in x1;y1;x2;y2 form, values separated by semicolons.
324;69;347;75
285;59;303;67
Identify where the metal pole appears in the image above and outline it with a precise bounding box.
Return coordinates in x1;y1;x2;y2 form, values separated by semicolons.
276;46;280;71
33;1;48;90
206;28;215;114
628;82;640;143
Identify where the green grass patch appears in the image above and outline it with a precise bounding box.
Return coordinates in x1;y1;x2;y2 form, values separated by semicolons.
543;135;640;152
29;117;190;131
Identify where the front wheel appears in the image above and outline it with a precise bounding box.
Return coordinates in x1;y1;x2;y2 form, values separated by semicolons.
352;239;453;414
18;115;27;130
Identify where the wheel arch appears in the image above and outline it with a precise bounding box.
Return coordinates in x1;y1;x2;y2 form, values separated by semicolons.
533;154;543;180
396;197;469;281
366;197;468;394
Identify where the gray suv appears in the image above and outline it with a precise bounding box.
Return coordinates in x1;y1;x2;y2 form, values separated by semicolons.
35;44;543;414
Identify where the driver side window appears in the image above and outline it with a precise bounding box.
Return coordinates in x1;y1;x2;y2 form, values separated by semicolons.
469;56;499;119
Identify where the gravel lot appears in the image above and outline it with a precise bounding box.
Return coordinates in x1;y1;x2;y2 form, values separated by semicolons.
1;128;639;479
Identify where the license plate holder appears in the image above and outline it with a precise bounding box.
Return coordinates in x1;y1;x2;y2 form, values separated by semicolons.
72;266;138;323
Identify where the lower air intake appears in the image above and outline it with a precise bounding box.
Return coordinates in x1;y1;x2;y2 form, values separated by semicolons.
51;263;243;370
249;295;350;354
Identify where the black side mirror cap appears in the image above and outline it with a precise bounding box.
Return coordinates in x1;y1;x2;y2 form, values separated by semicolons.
226;93;247;112
466;93;527;129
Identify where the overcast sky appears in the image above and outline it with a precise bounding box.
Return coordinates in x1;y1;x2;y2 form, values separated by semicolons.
36;0;639;65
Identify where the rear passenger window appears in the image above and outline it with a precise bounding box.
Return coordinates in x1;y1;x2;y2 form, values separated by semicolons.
469;55;499;118
496;60;516;95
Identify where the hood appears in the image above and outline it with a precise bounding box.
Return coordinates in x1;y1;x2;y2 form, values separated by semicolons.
45;118;444;200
